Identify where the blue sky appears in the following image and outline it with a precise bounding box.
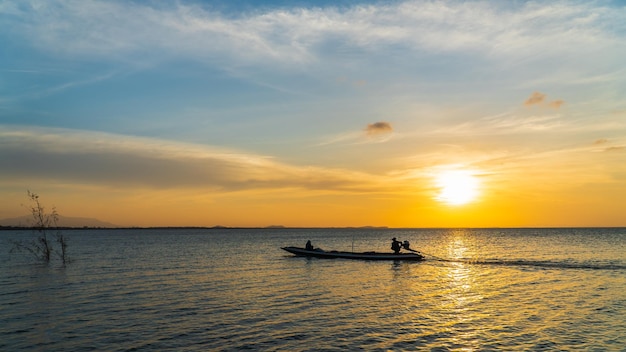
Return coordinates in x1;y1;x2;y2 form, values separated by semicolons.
1;0;625;227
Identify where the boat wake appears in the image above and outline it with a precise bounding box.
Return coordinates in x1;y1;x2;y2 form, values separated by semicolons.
431;257;626;271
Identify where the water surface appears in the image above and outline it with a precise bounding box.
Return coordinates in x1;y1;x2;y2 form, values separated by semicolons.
1;228;625;351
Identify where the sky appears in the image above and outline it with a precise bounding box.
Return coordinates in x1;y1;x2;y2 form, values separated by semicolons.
1;0;625;227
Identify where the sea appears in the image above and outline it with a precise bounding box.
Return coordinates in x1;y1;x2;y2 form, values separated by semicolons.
1;227;625;351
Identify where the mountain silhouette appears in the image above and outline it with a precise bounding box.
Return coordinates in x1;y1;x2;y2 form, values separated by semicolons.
0;215;117;228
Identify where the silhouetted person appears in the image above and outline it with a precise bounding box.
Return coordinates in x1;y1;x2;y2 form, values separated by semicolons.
306;240;314;251
391;237;402;254
403;240;411;250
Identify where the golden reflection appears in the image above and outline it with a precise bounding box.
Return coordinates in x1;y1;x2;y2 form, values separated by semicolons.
446;229;472;260
439;230;486;350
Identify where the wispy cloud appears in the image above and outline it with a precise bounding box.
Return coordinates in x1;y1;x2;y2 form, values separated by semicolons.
317;121;395;146
548;100;565;109
432;112;564;136
5;0;624;69
590;138;626;153
3;0;623;109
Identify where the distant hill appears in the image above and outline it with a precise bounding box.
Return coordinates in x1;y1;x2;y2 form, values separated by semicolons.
0;215;118;228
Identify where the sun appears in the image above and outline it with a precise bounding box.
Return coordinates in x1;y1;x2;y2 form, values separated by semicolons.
435;169;480;206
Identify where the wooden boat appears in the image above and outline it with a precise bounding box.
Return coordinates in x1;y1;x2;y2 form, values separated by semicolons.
281;246;425;261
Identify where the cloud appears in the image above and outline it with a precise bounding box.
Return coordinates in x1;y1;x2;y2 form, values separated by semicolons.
524;92;564;109
1;0;622;108
316;122;395;146
591;139;625;152
524;92;546;106
434;112;564;136
549;100;565;109
0;126;391;193
5;0;624;70
365;122;393;136
594;139;608;145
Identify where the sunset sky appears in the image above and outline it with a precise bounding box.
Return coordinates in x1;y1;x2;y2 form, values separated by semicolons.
1;0;625;227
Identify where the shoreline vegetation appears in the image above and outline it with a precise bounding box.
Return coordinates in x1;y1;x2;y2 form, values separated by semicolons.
9;191;69;264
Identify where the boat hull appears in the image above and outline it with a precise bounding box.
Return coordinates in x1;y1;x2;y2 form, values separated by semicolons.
281;246;424;261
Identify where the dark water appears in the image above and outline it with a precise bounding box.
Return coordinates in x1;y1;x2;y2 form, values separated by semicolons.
1;228;625;351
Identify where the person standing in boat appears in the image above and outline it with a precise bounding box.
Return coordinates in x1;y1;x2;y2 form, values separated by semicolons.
306;240;314;251
391;238;402;254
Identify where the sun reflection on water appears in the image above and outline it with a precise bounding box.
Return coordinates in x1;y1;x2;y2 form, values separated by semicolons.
437;230;489;351
446;229;473;260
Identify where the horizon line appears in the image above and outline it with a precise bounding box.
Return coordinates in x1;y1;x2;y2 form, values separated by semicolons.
2;225;625;230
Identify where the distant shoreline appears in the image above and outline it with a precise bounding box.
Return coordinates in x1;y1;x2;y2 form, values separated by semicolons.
1;226;624;231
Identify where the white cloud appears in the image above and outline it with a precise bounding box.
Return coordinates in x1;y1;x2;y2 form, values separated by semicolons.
5;0;623;70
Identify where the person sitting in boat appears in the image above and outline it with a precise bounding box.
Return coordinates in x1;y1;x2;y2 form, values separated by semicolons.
402;240;411;250
391;238;402;254
306;240;314;251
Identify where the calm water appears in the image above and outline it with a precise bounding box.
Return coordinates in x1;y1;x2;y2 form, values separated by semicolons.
1;228;625;351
